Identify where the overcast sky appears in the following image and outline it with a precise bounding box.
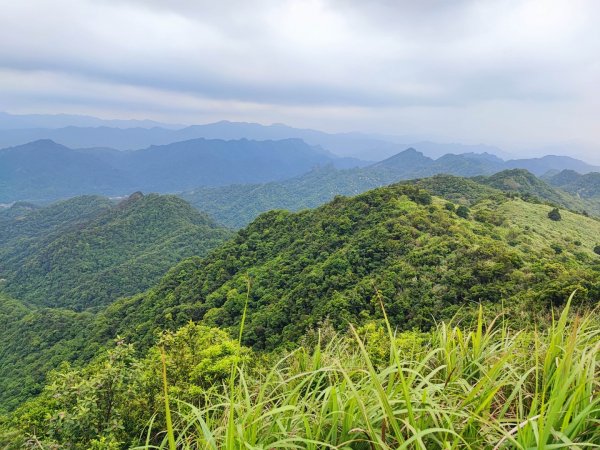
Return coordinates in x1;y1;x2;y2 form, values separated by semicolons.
1;0;599;155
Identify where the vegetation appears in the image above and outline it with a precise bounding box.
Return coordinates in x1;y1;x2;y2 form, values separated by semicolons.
184;164;598;229
548;207;562;221
0;193;231;410
2;175;600;448
0;193;231;309
2;300;598;449
548;169;600;200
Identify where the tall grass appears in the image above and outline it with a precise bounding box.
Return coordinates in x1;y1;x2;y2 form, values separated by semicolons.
145;297;599;449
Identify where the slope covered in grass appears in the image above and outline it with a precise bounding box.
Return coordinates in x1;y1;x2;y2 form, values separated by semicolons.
3;301;598;449
184;163;593;229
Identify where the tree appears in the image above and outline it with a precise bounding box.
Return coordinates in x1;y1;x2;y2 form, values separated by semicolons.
456;205;470;219
548;208;562;221
593;245;600;256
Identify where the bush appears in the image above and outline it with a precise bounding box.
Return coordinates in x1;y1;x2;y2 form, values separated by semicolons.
456;205;470;219
593;245;600;255
444;202;455;212
548;208;562;221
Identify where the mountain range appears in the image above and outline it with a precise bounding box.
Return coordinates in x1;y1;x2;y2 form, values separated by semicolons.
0;193;231;309
2;138;600;206
0;138;348;202
182;149;600;227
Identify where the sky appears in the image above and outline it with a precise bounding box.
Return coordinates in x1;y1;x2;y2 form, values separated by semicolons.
1;0;599;156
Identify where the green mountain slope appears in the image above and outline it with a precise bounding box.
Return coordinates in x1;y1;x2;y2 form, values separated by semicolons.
183;159;590;229
3;178;600;414
103;182;600;353
0;193;232;309
0;295;94;411
547;169;600;200
0;195;113;246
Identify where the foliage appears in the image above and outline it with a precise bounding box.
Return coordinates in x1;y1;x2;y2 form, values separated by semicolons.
456;205;470;218
548;207;562;221
0;193;231;309
0;194;231;411
3;177;600;419
147;304;599;450
2;324;246;449
94;184;600;357
5;303;599;449
183;163;599;229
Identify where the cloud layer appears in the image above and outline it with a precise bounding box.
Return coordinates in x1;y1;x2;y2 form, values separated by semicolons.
1;0;599;152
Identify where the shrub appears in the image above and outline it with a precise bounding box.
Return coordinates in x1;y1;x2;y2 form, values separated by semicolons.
548;208;562;221
594;245;600;255
456;205;470;219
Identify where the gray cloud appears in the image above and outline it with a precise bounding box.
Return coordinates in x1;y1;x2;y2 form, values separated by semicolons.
0;0;599;152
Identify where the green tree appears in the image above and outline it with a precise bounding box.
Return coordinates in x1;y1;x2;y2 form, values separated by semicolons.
456;205;470;219
548;208;562;221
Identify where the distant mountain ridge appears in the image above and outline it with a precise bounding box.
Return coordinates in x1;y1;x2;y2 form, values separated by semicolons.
0;111;182;129
183;149;600;227
547;169;600;199
1;114;598;165
0;138;346;202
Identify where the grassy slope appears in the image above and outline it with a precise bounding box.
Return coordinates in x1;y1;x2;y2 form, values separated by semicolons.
184;165;597;229
499;199;600;255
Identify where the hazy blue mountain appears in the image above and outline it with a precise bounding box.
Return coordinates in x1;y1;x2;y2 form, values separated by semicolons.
407;141;509;159
505;155;600;176
0;119;471;161
0;140;129;201
0;111;181;129
0;138;344;202
0;121;405;159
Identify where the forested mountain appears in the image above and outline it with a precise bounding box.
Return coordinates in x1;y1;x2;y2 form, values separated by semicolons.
0;193;231;309
0;138;344;202
0;295;95;411
5;179;600;412
98;183;600;352
547;169;600;199
183;151;597;228
1;176;600;447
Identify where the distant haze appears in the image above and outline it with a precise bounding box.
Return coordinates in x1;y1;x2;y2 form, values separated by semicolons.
1;1;599;159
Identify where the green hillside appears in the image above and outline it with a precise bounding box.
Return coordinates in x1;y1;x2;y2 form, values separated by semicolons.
0;295;94;411
548;169;600;201
183;158;595;229
104;184;600;353
2;179;600;448
0;193;232;310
